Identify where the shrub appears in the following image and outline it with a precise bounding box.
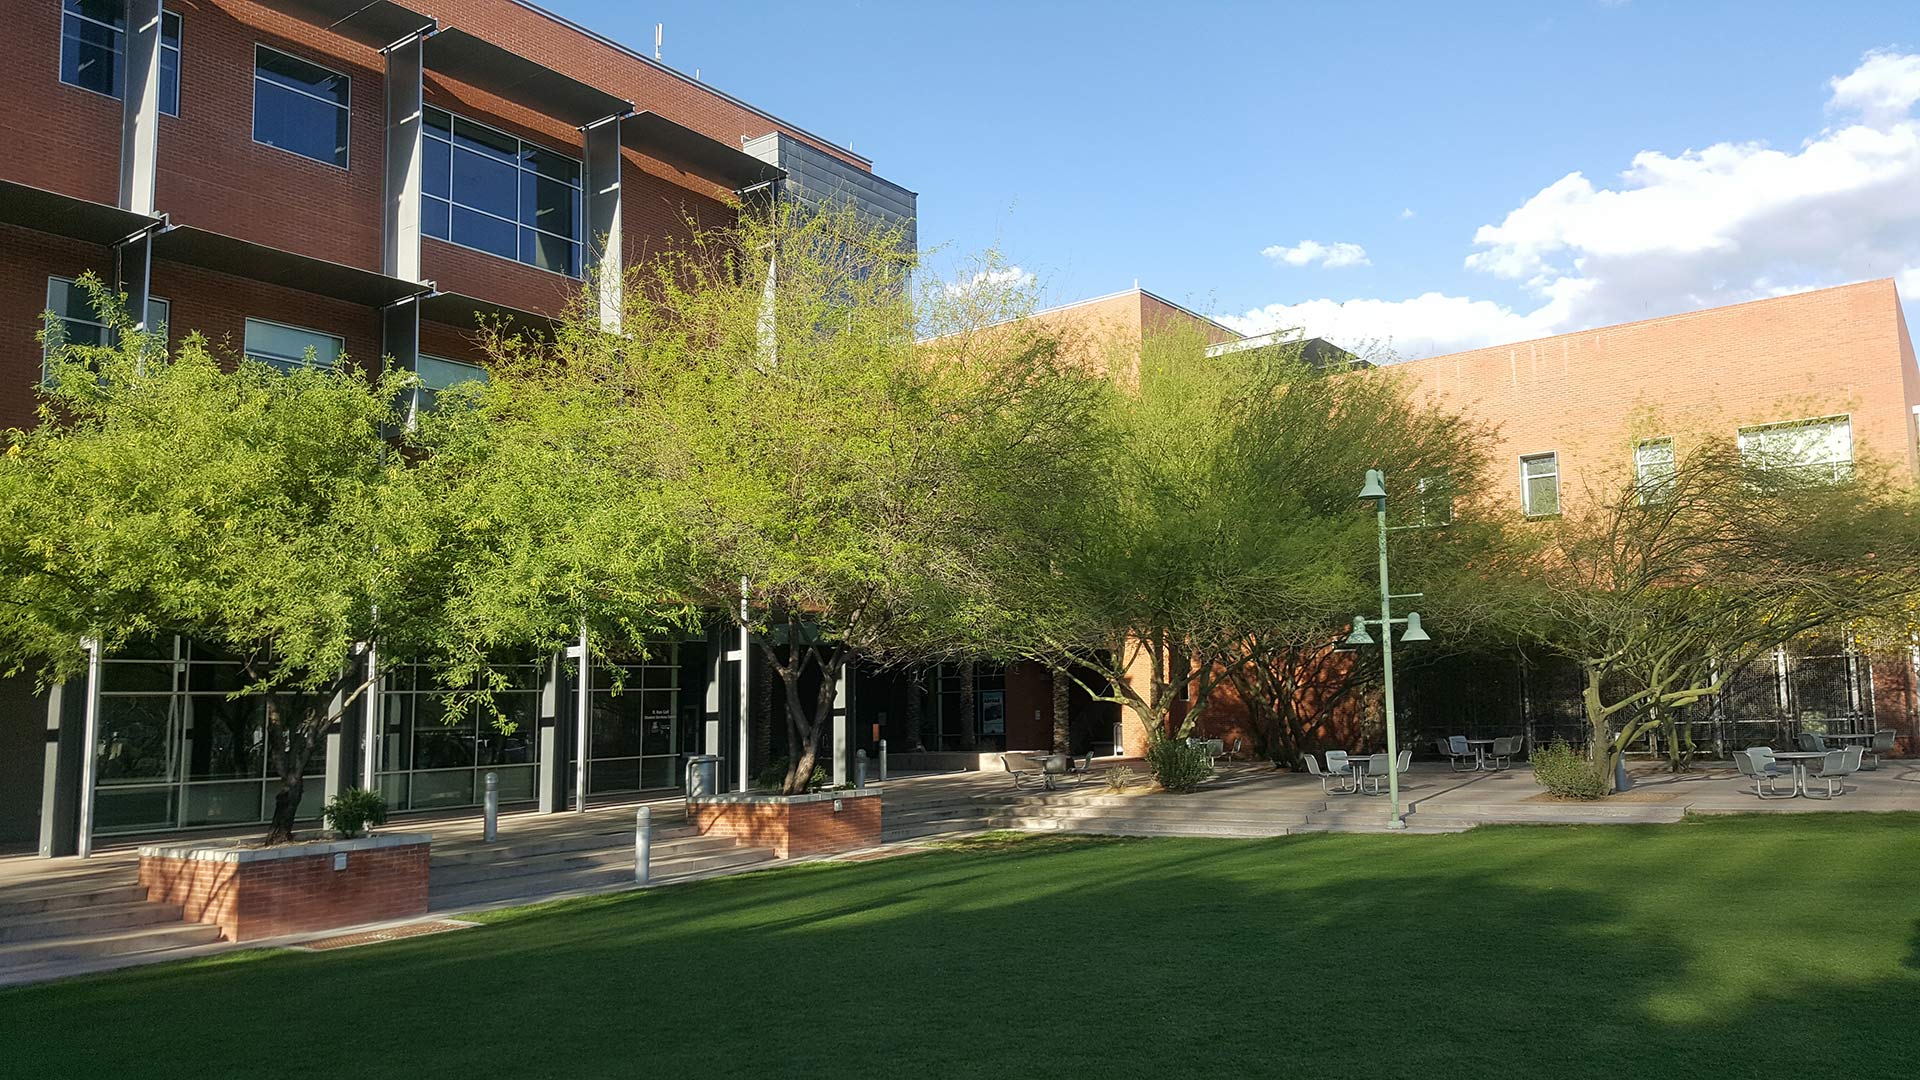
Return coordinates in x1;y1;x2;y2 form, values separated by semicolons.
1145;739;1212;794
1102;766;1136;794
323;788;388;838
757;757;830;792
1530;740;1610;800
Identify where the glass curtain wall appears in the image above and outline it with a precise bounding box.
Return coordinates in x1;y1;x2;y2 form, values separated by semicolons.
581;646;682;796
94;636;324;835
375;661;541;812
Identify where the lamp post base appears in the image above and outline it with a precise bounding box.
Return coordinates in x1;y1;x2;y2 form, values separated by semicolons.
1386;817;1408;830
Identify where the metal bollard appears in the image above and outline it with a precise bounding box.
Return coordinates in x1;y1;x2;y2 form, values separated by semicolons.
855;749;867;790
879;739;888;783
483;771;499;843
635;804;652;886
1113;722;1124;757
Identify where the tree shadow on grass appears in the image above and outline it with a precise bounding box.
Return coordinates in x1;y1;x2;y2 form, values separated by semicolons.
7;816;1920;1080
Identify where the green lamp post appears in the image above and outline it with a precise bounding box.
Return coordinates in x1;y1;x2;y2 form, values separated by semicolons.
1345;469;1431;829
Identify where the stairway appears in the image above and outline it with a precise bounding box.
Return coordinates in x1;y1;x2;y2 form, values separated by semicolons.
428;823;777;911
0;866;222;985
882;790;1308;842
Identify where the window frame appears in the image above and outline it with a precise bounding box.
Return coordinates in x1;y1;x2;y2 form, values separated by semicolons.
1413;471;1454;527
250;42;350;171
57;3;183;118
1633;436;1676;504
242;316;344;372
41;275;170;382
1737;413;1854;484
1519;451;1561;519
421;105;584;278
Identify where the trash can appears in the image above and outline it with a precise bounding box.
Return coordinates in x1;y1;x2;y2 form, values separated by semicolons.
686;755;721;798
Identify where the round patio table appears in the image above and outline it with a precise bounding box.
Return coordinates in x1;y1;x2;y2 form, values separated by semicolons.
1766;751;1827;797
1465;738;1498;771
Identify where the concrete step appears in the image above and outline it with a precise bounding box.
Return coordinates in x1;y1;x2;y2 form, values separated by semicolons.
431;835;740;887
1404;801;1688;824
1286;821;1467;835
0;882;150;920
432;824;700;865
0;901;189;944
0;921;223;969
985;814;1299;839
428;846;777;911
881;818;994;842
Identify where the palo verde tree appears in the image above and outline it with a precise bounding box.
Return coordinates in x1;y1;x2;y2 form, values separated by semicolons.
1512;436;1920;784
987;324;1503;760
0;279;449;842
498;204;1098;795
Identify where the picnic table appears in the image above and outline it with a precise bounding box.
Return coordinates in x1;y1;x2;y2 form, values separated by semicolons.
1766;750;1827;797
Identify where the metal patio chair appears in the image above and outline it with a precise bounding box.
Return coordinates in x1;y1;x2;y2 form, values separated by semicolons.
1734;747;1795;799
1439;736;1475;771
1796;732;1828;753
1805;747;1860;799
1864;729;1895;770
1305;754;1357;795
1485;736;1518;771
1001;752;1043;789
1362;750;1411;795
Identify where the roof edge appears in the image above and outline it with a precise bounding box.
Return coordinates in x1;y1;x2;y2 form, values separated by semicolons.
507;0;874;170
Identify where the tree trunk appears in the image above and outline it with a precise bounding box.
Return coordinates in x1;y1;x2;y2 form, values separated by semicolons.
1582;667;1620;793
1051;666;1071;754
906;667;926;751
958;661;976;749
779;671;818;795
264;696;325;844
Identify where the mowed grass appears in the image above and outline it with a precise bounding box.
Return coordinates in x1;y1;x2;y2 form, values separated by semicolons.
6;814;1920;1079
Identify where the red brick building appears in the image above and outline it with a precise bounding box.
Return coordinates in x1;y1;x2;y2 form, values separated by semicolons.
1;0;914;852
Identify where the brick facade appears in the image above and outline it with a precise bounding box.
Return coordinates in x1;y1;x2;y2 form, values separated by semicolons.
690;792;881;859
138;836;430;942
1393;279;1920;511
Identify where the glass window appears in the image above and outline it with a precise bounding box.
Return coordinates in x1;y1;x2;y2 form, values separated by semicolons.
423;106;582;276
252;45;348;168
1738;415;1853;483
1415;472;1453;527
42;276;169;381
59;2;182;117
1633;437;1675;503
413;354;486;413
1520;452;1560;518
243;317;343;372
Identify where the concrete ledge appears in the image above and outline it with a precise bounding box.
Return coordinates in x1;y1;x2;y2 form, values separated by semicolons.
688;789;880;807
139;835;431;942
137;833;433;863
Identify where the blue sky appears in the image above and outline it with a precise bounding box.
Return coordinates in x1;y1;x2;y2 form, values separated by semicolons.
541;0;1920;358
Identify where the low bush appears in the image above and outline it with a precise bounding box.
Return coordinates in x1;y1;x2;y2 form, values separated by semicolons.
1530;740;1610;800
1145;739;1212;793
757;757;831;792
322;788;388;838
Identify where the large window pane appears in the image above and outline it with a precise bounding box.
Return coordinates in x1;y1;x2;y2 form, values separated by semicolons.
182;696;266;781
243;318;342;371
452;204;517;260
61;4;182;115
60;11;120;97
421;108;581;276
96;697;175;783
253;46;348;168
180;780;265;827
520;228;578;276
452;145;517;217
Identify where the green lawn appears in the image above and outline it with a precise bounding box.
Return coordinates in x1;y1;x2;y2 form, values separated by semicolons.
7;815;1920;1079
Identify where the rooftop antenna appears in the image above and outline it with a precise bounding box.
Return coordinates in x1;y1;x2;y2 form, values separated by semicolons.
654;23;663;61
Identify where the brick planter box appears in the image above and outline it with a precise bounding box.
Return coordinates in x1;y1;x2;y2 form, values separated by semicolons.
138;833;431;943
688;790;882;858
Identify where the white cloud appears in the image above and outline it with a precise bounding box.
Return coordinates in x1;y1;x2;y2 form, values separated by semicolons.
1231;50;1920;359
944;265;1036;297
1261;240;1372;268
1828;49;1920;128
1399;208;1416;220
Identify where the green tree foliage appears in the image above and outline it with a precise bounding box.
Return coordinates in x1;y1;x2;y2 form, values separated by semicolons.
986;324;1504;755
1511;438;1920;784
0;279;443;841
